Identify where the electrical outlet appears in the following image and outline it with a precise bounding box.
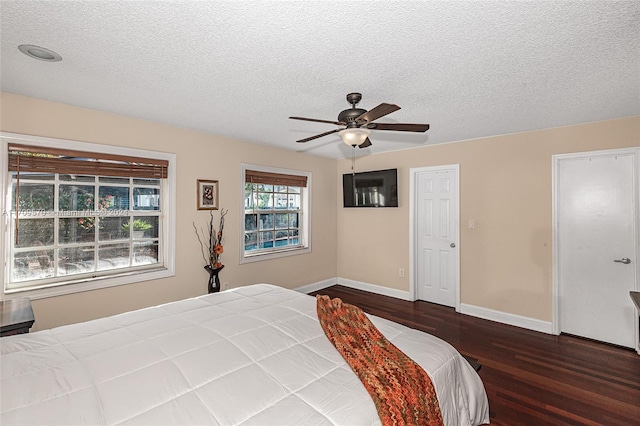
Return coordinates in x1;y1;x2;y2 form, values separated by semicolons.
468;219;475;229
399;268;405;278
222;282;229;291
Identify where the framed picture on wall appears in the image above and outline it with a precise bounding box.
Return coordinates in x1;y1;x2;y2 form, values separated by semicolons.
197;179;219;210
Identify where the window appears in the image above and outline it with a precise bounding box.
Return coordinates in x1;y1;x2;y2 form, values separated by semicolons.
1;133;176;298
241;164;310;263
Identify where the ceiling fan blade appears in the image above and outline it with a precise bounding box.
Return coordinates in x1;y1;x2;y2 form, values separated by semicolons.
355;103;400;125
366;122;430;132
289;116;345;126
296;128;341;143
358;137;372;148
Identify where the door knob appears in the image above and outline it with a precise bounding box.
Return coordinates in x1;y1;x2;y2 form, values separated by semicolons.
450;243;456;248
614;257;631;264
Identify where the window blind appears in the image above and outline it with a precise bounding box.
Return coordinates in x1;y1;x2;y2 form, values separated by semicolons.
8;144;169;179
245;170;307;187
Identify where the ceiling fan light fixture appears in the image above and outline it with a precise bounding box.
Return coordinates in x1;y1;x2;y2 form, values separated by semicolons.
339;128;370;147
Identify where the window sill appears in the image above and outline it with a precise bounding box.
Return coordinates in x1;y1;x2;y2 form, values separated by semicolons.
240;245;311;264
2;267;174;301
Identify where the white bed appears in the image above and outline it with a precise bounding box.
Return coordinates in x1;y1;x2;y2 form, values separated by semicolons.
0;284;489;425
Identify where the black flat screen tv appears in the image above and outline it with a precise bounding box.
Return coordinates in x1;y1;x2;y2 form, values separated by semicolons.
343;168;398;208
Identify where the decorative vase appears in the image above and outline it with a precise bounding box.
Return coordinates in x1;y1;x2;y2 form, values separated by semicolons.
204;264;224;294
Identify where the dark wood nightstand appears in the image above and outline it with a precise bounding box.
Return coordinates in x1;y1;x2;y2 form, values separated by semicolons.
0;298;35;337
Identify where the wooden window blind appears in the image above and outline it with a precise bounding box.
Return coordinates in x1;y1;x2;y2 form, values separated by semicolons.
245;170;307;187
8;144;168;179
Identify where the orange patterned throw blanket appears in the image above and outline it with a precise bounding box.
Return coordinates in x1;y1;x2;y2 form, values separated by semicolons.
317;295;444;426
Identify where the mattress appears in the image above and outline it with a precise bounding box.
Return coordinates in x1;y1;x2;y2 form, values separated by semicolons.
0;284;489;425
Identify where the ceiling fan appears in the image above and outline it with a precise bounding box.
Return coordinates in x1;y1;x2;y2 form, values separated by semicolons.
289;92;430;148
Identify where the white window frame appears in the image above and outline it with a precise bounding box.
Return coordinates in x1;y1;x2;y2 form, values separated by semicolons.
0;132;176;300
240;163;311;264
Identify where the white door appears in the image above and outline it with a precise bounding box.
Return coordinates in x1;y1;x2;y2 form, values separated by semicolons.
556;149;639;349
414;167;459;307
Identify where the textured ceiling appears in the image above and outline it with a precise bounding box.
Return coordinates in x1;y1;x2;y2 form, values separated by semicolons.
1;1;638;159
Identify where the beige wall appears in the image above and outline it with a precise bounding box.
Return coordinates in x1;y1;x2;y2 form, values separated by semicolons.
2;91;637;330
0;92;337;331
337;117;640;322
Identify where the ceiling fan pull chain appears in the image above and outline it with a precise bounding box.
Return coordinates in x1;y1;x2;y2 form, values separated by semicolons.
352;145;356;175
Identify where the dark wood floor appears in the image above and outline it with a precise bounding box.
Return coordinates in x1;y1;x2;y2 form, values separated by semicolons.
310;285;640;426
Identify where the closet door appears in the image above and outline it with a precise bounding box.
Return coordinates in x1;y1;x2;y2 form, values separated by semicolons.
556;149;638;349
415;167;459;308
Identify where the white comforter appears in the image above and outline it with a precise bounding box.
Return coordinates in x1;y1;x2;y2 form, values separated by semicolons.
1;284;489;425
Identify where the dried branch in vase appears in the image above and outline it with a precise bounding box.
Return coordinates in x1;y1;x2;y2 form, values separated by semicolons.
193;208;227;269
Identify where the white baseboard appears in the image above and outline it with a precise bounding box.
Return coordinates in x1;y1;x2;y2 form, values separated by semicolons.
459;303;554;334
336;277;414;301
295;278;337;294
295;278;552;335
295;277;413;301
